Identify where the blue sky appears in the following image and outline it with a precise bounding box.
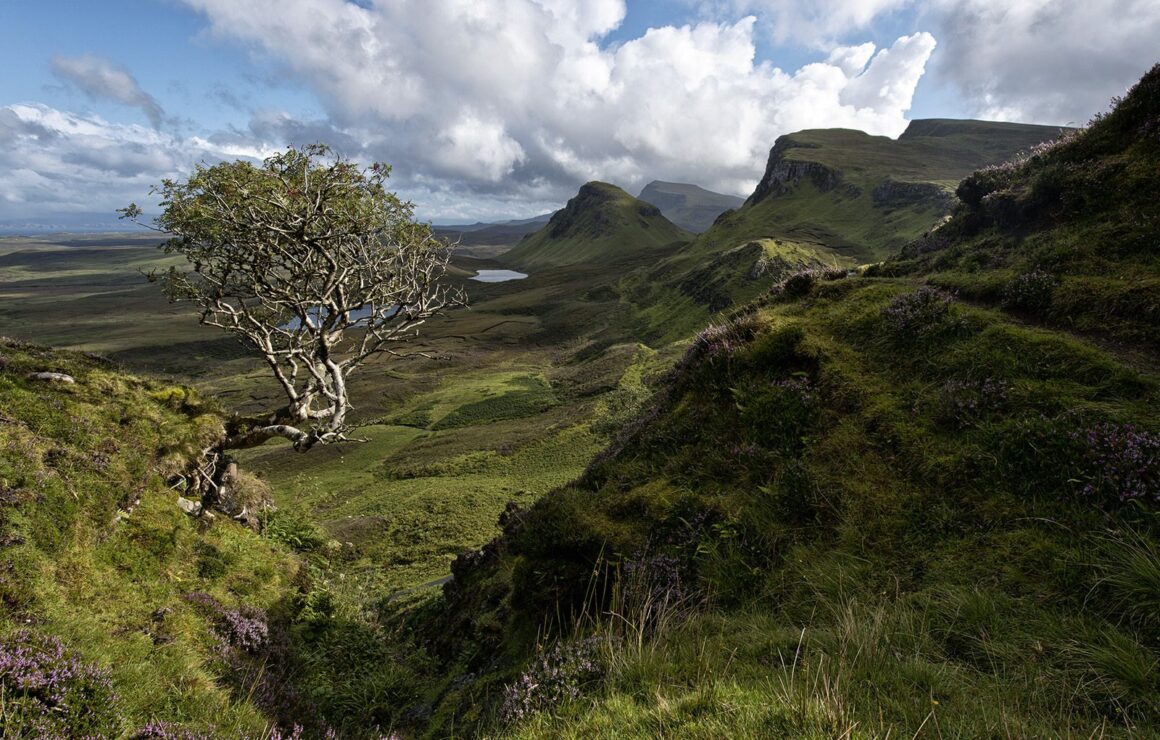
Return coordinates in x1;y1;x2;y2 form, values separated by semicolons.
1;0;1156;225
0;1;324;133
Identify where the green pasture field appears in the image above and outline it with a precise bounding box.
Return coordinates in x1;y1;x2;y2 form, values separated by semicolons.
1;230;663;610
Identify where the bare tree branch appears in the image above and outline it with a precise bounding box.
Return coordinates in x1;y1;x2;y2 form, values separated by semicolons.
123;144;466;452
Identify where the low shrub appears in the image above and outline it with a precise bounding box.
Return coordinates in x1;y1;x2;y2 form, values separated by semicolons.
1071;422;1159;506
500;635;607;724
183;592;269;653
936;377;1011;428
688;315;762;364
882;287;959;339
261;508;330;553
1003;269;1058;313
0;630;119;737
777;270;817;299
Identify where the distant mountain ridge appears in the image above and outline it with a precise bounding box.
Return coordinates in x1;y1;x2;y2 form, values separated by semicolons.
500;181;691;269
432;213;552;247
637;181;744;233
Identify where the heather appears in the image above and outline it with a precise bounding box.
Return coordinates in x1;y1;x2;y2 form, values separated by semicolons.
887;63;1160;346
0;630;117;737
429;270;1160;736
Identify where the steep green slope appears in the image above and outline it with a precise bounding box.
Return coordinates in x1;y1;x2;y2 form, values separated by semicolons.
878;70;1160;349
619;237;844;343
697;118;1066;264
410;68;1160;737
0;340;299;736
637;181;745;233
501;182;691;269
0;340;437;738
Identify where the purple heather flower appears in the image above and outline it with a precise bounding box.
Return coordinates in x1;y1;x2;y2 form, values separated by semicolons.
1072;422;1159;504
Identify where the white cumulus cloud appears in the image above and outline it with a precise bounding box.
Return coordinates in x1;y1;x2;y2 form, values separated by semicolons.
51;54;167;129
922;0;1160;125
4;0;1155;222
0;103;272;216
175;0;935;207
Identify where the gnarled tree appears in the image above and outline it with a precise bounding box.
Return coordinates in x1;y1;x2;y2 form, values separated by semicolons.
123;144;464;454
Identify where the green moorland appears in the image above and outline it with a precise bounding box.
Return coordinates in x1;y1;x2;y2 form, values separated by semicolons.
0;65;1156;738
0;340;301;737
0;234;230;363
0;208;684;735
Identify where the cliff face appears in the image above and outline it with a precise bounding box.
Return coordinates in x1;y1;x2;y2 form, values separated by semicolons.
745;137;842;206
871;179;955;211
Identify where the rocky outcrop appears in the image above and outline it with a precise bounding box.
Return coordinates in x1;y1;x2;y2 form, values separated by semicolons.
204;461;272;531
26;371;75;384
746;137;841;206
872;180;955;212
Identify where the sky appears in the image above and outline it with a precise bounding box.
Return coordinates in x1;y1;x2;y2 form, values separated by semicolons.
1;0;1157;226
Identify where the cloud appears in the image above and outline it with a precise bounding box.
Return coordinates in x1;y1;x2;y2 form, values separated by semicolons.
0;102;555;223
177;0;935;207
840;32;934;115
690;0;914;47
7;0;1155;223
0;103;271;217
691;0;1158;126
51;54;167;129
430;114;527;182
922;0;1160;125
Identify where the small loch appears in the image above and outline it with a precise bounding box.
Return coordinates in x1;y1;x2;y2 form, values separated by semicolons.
471;269;528;283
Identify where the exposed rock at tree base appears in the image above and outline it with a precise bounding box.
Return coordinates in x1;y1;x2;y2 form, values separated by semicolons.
26;371;75;384
204;461;272;531
176;496;203;517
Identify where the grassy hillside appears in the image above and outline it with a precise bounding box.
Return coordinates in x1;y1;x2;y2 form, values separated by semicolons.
501;182;691;269
613;119;1065;345
405;68;1160;737
0;339;301;736
878;71;1160;350
5;62;1156;740
698;118;1067;263
0;227;691;736
619;237;844;343
637;181;745;233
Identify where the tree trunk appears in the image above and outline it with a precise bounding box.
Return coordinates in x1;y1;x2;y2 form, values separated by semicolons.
222;423;317;452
